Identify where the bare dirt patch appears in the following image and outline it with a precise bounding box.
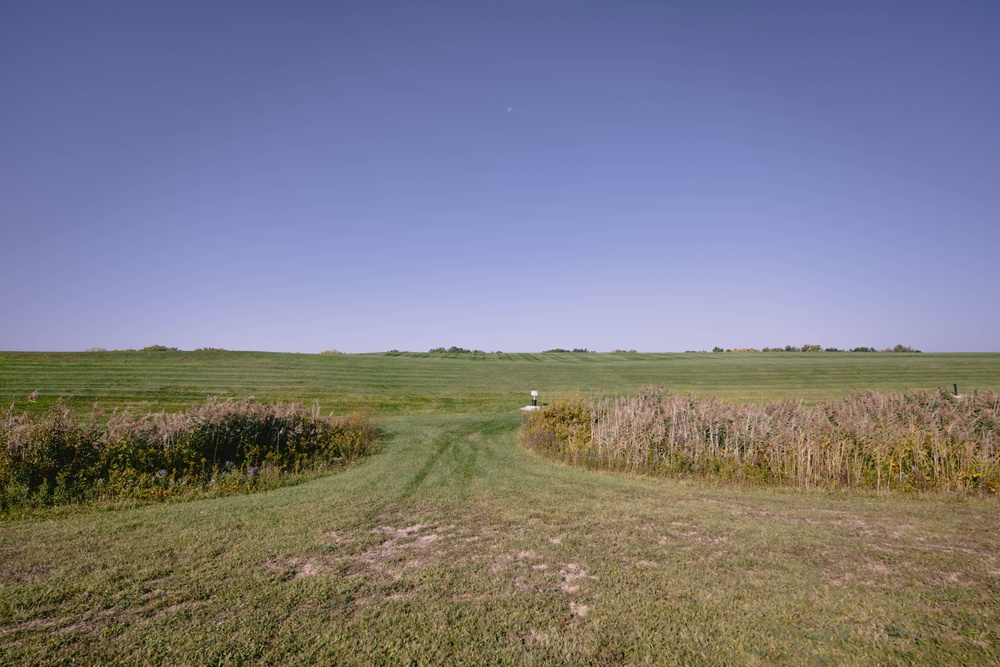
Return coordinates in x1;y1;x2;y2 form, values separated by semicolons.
526;628;550;646
264;556;327;580
360;523;448;572
559;563;594;594
326;531;353;545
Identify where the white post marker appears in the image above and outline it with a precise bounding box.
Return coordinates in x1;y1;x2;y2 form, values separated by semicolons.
521;390;541;412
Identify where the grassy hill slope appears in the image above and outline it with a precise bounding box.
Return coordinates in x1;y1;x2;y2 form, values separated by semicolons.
1;352;998;665
2;350;996;414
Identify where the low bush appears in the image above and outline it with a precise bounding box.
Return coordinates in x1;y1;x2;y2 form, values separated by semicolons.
520;387;1000;494
0;398;378;512
520;398;593;466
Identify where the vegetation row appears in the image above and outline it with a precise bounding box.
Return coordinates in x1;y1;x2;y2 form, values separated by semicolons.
708;344;920;353
521;387;999;493
81;344;919;354
0;398;378;512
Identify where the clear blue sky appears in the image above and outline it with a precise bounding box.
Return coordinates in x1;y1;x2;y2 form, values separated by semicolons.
2;1;997;353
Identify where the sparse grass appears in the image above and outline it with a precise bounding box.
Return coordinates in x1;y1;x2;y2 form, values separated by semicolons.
1;352;998;664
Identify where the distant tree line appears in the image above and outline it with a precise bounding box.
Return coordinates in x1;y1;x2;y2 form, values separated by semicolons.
85;346;231;353
709;344;921;353
426;347;597;354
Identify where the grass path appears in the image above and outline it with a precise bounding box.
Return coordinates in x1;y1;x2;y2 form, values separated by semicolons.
3;411;998;665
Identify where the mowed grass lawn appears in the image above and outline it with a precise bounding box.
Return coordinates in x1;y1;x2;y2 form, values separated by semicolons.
1;352;999;665
2;350;998;414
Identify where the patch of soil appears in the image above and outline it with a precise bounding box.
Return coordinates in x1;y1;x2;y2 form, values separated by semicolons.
559;563;594;594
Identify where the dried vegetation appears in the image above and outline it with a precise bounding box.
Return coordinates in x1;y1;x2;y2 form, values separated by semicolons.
522;387;1000;493
0;397;378;511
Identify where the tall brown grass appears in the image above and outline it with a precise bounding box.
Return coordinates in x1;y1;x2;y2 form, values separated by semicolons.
521;387;999;493
1;398;379;510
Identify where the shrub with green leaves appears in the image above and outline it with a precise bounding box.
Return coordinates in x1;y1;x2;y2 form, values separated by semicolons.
0;398;378;511
520;398;593;466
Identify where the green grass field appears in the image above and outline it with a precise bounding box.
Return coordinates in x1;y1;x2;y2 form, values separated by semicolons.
2;352;999;665
2;350;997;414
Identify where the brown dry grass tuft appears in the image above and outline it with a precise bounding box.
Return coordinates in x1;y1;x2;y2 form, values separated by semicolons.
523;387;1000;493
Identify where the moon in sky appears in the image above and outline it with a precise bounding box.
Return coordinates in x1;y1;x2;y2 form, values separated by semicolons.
507;107;512;113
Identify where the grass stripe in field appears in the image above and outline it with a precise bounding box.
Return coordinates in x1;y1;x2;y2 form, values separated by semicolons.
2;351;998;415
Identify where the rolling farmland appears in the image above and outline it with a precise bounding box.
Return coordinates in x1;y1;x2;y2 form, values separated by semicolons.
1;351;998;665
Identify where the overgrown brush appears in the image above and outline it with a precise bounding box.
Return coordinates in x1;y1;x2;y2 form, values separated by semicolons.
0;398;378;511
521;387;999;493
519;398;592;466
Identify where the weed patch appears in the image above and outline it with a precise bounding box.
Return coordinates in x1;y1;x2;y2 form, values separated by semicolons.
0;398;378;512
521;387;1000;493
